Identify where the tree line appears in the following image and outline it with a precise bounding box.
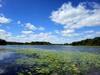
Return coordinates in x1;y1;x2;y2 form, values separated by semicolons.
0;39;52;45
65;37;100;46
0;37;100;46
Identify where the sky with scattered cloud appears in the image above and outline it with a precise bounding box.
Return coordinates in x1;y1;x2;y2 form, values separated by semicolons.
0;0;100;44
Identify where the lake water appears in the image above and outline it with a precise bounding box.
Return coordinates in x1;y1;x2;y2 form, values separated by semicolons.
0;45;100;75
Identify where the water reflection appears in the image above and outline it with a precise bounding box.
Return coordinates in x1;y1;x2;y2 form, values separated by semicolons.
0;45;100;75
0;45;100;53
0;51;14;60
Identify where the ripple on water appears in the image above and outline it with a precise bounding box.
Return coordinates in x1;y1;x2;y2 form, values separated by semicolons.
0;51;14;74
0;51;14;60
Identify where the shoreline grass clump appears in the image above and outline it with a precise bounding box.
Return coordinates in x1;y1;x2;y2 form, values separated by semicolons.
16;49;100;75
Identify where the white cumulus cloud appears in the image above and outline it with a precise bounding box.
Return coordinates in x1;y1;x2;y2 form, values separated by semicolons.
21;30;33;34
61;29;79;36
50;2;100;29
0;29;12;39
24;22;45;31
0;16;11;24
25;23;37;30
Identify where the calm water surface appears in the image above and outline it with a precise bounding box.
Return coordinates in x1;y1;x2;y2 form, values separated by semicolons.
0;45;100;75
0;45;100;51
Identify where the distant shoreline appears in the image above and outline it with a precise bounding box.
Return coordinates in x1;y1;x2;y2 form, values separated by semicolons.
0;37;100;46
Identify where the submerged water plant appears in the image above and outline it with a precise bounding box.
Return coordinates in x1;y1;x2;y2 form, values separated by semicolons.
16;49;100;75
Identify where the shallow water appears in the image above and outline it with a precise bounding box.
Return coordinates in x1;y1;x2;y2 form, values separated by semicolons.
0;45;100;75
0;45;100;63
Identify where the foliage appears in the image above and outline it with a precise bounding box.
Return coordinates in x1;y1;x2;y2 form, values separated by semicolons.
68;37;100;46
16;49;100;75
1;37;100;45
0;39;52;45
0;39;7;45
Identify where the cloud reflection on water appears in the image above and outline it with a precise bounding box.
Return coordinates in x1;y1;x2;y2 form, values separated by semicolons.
0;51;13;60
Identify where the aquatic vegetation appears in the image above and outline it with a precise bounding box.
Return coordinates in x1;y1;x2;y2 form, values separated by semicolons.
16;49;100;75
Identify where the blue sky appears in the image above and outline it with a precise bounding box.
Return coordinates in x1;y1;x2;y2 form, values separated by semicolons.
0;0;100;44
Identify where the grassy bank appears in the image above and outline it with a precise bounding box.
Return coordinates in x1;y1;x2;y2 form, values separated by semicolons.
16;49;100;75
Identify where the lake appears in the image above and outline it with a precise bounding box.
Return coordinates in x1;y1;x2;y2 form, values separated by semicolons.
0;45;100;75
